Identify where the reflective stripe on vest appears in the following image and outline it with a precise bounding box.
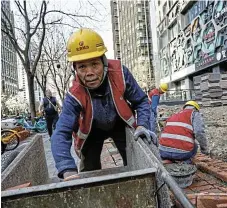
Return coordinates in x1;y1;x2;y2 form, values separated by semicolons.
160;133;194;144
159;144;191;153
77;129;88;140
127;115;136;127
166;122;193;131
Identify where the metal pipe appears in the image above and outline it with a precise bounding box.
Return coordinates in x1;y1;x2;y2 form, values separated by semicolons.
137;137;194;208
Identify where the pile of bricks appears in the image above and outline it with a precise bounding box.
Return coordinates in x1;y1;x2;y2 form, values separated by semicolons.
194;73;227;107
174;153;227;207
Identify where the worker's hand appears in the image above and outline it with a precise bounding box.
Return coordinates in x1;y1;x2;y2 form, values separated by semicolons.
134;126;157;146
63;171;80;182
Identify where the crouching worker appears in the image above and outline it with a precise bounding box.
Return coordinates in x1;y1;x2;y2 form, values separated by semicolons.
51;28;155;181
159;101;209;163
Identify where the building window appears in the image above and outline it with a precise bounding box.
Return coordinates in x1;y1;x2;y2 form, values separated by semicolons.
169;22;179;41
185;1;206;25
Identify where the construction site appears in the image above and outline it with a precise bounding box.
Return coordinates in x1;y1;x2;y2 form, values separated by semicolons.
1;0;227;207
1;103;227;208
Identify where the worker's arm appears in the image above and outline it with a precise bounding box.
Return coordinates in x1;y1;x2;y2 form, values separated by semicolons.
151;95;160;116
122;66;151;130
192;111;209;154
56;100;62;111
51;92;82;178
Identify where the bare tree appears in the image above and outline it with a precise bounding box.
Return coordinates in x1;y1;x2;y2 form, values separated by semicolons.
43;28;73;102
34;53;51;96
1;0;106;118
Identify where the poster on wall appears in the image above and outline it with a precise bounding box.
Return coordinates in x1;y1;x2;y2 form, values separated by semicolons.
195;49;227;71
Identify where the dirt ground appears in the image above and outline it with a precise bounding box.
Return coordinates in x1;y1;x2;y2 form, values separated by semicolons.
158;105;227;162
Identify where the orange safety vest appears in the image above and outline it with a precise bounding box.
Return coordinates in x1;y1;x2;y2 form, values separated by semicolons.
69;59;136;155
148;88;160;104
159;109;195;152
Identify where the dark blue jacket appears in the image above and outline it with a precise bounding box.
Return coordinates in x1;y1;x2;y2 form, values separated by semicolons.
43;97;57;116
51;65;151;177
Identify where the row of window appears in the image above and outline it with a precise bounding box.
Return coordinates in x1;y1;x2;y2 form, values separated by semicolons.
1;46;17;63
1;61;17;78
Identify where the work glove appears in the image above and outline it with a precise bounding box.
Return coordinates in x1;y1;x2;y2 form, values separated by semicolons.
63;171;80;182
134;126;157;146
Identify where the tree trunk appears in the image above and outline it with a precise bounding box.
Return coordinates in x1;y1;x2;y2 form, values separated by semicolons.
27;73;36;119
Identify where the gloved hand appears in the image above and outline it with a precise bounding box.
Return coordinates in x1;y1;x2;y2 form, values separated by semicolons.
134;126;157;146
63;171;80;182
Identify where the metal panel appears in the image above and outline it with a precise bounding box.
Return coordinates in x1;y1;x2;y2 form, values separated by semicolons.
2;169;157;208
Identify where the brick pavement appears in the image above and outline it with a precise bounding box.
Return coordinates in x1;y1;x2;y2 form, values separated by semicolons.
43;135;123;179
175;153;227;208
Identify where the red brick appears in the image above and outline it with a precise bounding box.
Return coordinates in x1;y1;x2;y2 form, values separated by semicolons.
191;185;215;192
196;171;208;179
217;186;227;193
197;164;227;182
217;204;227;208
205;189;223;193
188;181;209;188
184;189;195;194
197;194;227;208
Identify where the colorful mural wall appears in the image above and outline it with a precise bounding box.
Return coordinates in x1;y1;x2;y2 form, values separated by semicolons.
160;0;227;78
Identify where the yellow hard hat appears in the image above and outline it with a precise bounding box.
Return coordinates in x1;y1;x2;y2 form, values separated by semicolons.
159;83;168;92
184;101;200;110
67;28;107;62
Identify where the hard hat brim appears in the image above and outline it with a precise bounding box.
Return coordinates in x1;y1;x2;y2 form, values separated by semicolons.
68;49;107;62
160;87;167;92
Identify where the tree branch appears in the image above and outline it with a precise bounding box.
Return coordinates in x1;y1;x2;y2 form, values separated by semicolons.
30;1;45;37
46;10;99;21
31;1;47;75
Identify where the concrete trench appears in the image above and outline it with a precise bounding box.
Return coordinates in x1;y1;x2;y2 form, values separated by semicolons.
1;131;172;208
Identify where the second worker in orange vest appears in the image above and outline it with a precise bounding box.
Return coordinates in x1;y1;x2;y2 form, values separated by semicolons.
159;101;209;162
51;28;156;181
148;83;168;132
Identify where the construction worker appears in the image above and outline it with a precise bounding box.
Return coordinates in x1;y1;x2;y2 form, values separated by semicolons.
39;89;61;137
148;83;168;132
159;101;209;163
51;28;155;181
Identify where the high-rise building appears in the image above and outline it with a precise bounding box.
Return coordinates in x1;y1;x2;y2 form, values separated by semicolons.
1;1;18;95
154;0;227;105
111;0;155;90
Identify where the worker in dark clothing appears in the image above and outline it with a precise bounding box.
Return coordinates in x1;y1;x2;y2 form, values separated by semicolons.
51;28;156;181
39;89;61;137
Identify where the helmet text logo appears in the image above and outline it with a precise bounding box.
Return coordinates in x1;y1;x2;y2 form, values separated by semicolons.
76;45;89;51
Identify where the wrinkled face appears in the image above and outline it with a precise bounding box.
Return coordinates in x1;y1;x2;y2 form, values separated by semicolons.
46;90;52;97
75;57;104;89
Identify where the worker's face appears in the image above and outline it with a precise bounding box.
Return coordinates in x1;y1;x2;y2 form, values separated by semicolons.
46;90;52;97
74;57;104;89
159;88;164;94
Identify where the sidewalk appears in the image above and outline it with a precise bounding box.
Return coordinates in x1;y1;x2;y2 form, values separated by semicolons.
42;134;123;179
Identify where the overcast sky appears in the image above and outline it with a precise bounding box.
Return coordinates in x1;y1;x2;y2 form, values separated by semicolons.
11;0;114;59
